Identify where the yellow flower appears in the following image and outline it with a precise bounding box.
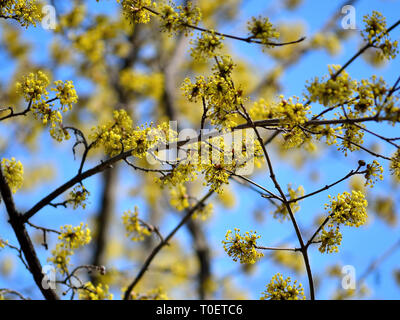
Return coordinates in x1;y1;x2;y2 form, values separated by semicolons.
390;148;400;180
79;282;113;300
261;273;305;300
1;158;24;193
0;0;42;28
169;184;190;211
122;206;152;241
68;185;90;209
58;223;92;250
191;31;224;60
222;229;263;264
327;190;368;227
247;16;280;48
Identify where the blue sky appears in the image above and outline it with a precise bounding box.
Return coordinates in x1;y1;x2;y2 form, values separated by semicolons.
1;0;400;300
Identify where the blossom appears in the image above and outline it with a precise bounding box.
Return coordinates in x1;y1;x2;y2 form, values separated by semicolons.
191;31;224;60
58;223;92;250
119;0;153;24
69;185;90;209
390;148;400;180
0;0;42;28
361;11;398;60
305;65;357;107
318;224;342;254
1;158;24;193
51;80;78;111
222;229;263;264
122;206;152;241
79;282;113;300
247;16;280;48
327;190;368;227
169;184;189;211
261;273;305;300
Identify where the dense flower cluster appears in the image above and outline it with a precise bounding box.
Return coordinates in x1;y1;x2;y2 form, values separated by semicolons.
318;190;368;254
16;71;50;107
49;223;92;273
158;162;198;187
0;0;42;28
328;190;368;227
1;158;24;193
361;11;398;60
247;16;280;48
182;57;243;129
16;72;78;141
158;1;201;35
318;225;342;254
305;65;357;107
90;109;161;157
191;31;224;60
260;273;305;300
122;206;152;241
51;80;78;111
118;0;153;24
222;229;263;264
79;282;113;300
390;148;400;180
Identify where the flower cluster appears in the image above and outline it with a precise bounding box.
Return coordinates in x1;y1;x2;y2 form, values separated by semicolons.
16;72;78;141
191;31;224;60
318;225;342;254
158;162;198;187
158;1;201;35
364;160;383;187
222;229;263;264
119;0;153;24
182;57;243;129
1;158;24;193
79;282;113;300
202;163;231;194
318;190;368;254
58;223;92;250
68;185;90;209
122;206;152;241
361;11;398;60
390;148;400;180
49;223;92;273
247;16;280;48
16;71;50;105
260;273;305;300
305;65;357;107
0;0;42;28
328;190;368;227
51;80;78;111
90;109;159;157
